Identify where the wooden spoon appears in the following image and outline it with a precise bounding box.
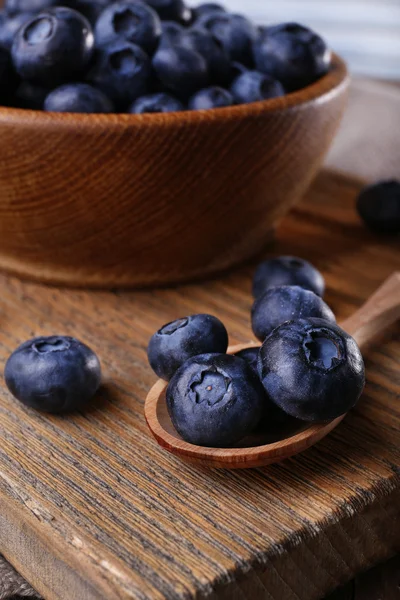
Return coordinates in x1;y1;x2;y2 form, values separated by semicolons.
145;273;400;469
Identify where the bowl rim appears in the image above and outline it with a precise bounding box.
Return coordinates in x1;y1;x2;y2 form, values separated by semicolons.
0;53;348;128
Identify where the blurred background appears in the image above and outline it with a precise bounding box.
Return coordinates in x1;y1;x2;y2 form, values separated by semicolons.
188;0;400;80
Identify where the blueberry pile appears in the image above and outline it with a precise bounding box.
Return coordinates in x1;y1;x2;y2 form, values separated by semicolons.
0;0;332;113
148;255;365;447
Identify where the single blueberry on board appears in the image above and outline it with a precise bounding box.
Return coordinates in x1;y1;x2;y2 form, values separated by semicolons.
5;335;102;413
166;353;264;446
148;313;228;381
252;256;325;298
188;85;232;110
11;7;95;86
95;1;161;55
253;22;331;91
251;285;335;342
44;82;114;112
258;317;365;422
129;91;183;113
357;180;400;234
231;70;284;104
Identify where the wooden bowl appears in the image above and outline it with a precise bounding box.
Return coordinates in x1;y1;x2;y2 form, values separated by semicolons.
0;55;348;288
145;273;400;468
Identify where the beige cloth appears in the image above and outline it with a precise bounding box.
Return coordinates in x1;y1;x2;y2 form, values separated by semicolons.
0;78;399;600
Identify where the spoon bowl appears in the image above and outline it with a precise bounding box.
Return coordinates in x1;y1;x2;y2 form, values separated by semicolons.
145;273;400;468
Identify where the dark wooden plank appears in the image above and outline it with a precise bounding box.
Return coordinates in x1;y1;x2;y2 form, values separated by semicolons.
355;554;400;600
0;169;399;600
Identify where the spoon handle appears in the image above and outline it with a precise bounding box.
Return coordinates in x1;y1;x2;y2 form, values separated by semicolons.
340;272;400;349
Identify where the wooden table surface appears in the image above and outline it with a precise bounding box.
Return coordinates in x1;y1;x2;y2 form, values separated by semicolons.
0;79;400;600
0;167;399;600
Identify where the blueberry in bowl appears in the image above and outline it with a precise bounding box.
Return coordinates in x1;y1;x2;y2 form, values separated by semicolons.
12;7;95;86
94;1;161;55
253;256;325;299
258;318;365;422
166;353;264;447
5;335;102;413
253;22;332;91
44;82;114;112
188;86;233;110
231;70;284;104
129;91;184;114
251;285;335;341
88;39;152;108
148;314;228;380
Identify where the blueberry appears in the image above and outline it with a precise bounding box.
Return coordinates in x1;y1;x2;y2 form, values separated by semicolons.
4;0;57;15
193;3;225;21
252;285;335;342
357;180;400;234
230;60;247;78
147;313;228;381
152;44;208;97
253;23;331;92
64;0;111;26
12;8;94;86
201;13;257;66
234;345;296;434
188;85;232;110
181;26;231;85
14;80;50;109
145;0;186;22
252;256;325;298
0;45;18;102
258;318;365;422
231;70;284;104
160;20;184;47
0;11;34;50
5;336;102;413
95;2;161;55
233;346;259;378
166;353;264;446
129;91;183;113
88;40;151;108
44;82;114;112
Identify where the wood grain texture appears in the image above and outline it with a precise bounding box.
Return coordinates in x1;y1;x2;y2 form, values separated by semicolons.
145;274;400;468
0;56;348;288
0;169;399;600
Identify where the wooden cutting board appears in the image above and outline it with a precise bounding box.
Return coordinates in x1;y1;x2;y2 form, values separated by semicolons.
0;169;399;600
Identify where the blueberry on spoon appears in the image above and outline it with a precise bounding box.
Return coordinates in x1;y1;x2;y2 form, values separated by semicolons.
253;256;325;298
258;318;365;422
148;314;228;381
166;353;264;447
252;285;335;341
